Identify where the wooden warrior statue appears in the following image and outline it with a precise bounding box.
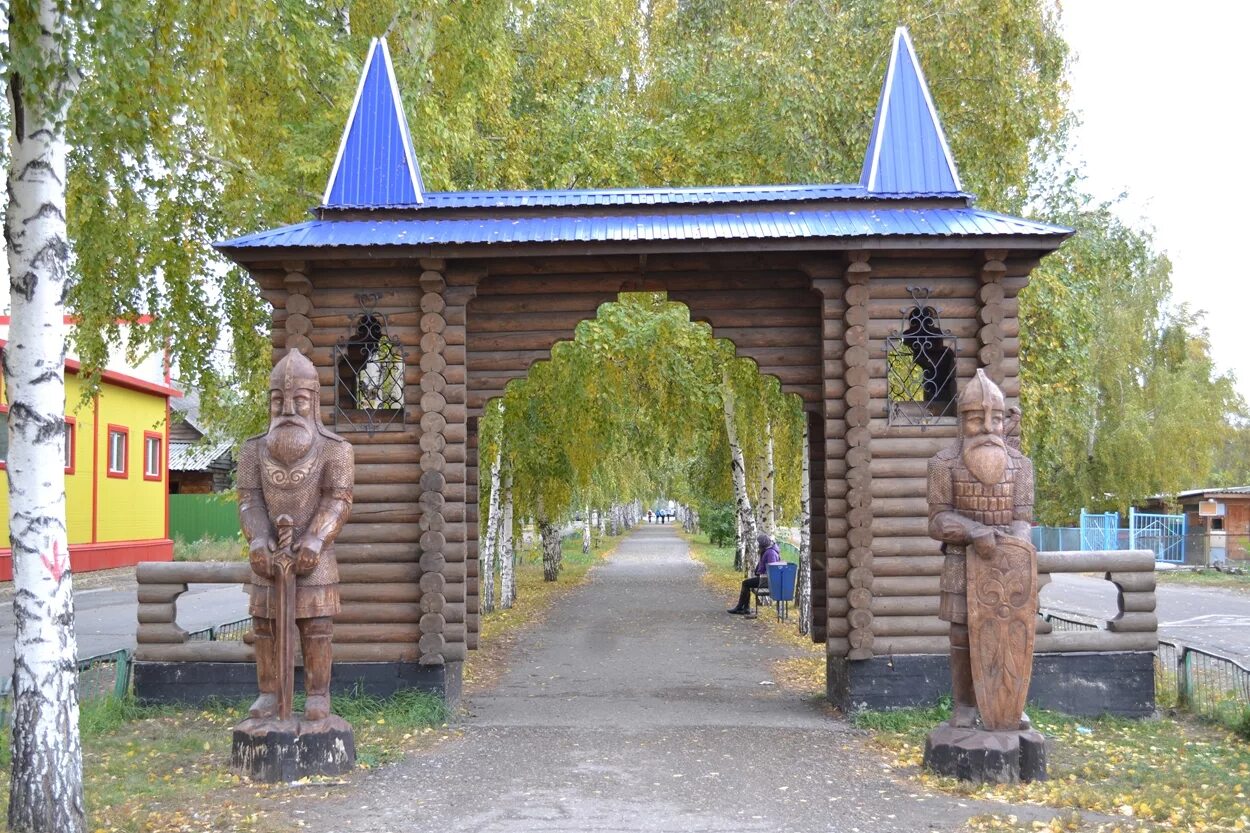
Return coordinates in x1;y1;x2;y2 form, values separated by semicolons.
927;369;1037;731
238;349;354;723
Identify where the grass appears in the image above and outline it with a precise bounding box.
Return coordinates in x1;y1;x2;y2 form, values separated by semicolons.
0;688;450;832
1156;566;1250;592
173;535;247;562
682;531;825;695
855;700;1250;832
0;527;618;830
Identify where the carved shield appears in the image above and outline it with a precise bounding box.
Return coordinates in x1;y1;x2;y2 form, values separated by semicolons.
967;533;1037;731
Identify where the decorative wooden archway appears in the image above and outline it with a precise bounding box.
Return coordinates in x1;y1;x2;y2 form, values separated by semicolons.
213;30;1080;705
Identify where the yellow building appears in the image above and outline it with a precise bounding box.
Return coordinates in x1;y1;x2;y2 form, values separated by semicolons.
0;343;176;580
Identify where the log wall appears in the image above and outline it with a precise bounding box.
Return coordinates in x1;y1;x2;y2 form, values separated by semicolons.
238;247;1077;673
862;252;1032;658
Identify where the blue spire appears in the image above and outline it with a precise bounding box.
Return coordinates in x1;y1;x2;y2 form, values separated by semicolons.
323;38;425;209
860;27;963;195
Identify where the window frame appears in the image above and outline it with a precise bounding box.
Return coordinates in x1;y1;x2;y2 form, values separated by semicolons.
64;417;76;475
143;431;163;482
107;424;129;479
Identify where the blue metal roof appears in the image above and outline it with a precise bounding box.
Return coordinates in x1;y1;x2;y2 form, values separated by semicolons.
218;208;1069;251
354;183;970;210
322;38;425;208
860;27;962;194
218;30;1072;258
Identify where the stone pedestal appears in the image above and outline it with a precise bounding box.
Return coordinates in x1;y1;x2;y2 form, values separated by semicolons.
922;722;1047;783
230;715;355;783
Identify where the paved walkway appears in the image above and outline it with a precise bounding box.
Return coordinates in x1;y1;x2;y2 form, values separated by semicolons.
288;527;1045;832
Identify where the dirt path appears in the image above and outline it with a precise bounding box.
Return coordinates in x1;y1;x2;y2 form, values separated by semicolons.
273;526;1046;832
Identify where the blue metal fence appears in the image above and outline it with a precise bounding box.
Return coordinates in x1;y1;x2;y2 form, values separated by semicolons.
1036;510;1190;565
1129;508;1187;563
1080;510;1119;551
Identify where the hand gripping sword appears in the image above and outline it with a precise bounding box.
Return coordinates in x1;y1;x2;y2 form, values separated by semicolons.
272;514;297;722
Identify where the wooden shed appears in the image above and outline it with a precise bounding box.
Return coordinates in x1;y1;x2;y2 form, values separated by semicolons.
130;30;1156;713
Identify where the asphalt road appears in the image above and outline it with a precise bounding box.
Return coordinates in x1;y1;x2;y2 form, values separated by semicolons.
282;526;1062;833
1042;574;1250;663
0;576;249;679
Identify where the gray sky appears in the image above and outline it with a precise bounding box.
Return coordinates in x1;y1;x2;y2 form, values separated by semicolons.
1063;1;1250;404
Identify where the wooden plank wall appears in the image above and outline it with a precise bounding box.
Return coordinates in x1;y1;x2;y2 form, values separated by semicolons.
255;260;435;660
863;252;1033;656
248;248;1040;670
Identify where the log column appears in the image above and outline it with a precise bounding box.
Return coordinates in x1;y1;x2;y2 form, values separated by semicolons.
842;254;874;660
416;265;450;666
812;269;846;653
978;251;1007;386
283;265;314;356
439;265;474;665
806;408;827;643
414;261;472;667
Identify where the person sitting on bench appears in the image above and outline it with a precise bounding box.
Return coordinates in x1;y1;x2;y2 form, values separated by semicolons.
728;534;781;615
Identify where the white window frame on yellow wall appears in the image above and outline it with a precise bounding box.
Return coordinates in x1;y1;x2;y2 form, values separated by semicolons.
143;433;161;481
107;426;128;478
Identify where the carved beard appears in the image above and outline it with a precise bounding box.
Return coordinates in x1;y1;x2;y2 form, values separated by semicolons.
962;433;1008;487
268;419;315;465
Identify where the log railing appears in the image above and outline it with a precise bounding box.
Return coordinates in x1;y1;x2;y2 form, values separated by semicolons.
134;561;426;664
1035;549;1158;653
860;548;1158;656
138;550;1157;664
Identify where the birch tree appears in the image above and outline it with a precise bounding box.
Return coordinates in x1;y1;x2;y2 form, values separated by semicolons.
499;468;516;608
480;438;504;613
797;415;812;637
758;418;775;538
3;2;84;830
721;368;757;572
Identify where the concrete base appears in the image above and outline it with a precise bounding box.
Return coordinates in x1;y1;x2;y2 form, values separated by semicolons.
230;714;355;782
828;652;1155;717
135;661;463;707
923;722;1047;783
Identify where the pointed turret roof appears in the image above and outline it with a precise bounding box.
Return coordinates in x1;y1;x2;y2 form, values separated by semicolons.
322;38;425;209
860;27;963;195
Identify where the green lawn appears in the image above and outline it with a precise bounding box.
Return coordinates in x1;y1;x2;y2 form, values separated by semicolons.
1156;566;1250;592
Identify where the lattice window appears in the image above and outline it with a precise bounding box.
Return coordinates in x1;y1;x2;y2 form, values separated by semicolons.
884;288;957;426
335;294;407;435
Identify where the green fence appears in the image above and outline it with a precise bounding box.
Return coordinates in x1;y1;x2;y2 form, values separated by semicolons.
169;493;243;542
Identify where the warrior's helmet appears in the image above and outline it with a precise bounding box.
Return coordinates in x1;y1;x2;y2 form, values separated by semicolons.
270;349;322;421
957;369;1005;426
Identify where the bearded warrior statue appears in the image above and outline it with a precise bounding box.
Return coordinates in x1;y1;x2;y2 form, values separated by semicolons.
927;369;1036;731
238;350;354;722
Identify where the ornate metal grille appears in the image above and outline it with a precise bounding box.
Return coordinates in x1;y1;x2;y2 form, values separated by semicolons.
884;287;957;426
334;294;407;435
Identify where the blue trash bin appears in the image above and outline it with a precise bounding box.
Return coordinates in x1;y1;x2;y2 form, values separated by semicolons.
766;561;797;602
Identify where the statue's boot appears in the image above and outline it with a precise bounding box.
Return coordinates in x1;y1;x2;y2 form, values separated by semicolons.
248;617;279;719
300;616;335;721
949;625;979;728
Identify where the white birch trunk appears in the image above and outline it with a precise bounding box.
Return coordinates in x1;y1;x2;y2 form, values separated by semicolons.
797;416;813;636
582;505;591;553
480;448;504;613
498;469;515;608
539;518;561;582
5;5;85;828
722;371;757;573
762;419;776;537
